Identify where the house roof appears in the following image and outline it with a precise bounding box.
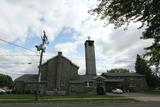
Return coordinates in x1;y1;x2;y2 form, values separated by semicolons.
93;75;106;80
14;74;38;82
102;73;145;77
78;75;97;81
69;80;84;84
104;79;124;82
69;75;97;83
42;52;79;68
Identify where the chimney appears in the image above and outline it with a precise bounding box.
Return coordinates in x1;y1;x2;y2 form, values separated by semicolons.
58;51;62;56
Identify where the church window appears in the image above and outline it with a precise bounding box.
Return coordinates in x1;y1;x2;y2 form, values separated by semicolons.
96;78;103;83
84;81;93;87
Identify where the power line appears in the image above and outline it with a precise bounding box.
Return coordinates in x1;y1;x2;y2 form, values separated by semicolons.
0;54;39;56
0;38;37;53
0;62;39;65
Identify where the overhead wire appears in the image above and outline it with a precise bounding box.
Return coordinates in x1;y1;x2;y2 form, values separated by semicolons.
0;38;135;66
0;38;37;53
0;38;39;66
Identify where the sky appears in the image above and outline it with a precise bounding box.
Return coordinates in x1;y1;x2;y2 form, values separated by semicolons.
0;0;152;80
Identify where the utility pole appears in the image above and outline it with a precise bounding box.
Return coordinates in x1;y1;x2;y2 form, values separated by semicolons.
35;30;49;101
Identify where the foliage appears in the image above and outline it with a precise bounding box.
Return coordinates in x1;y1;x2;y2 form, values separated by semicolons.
91;0;160;39
135;54;151;75
135;54;158;88
144;41;160;75
107;68;130;73
0;74;13;88
91;0;160;74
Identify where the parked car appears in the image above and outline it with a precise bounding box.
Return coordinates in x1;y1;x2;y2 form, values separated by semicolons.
3;88;12;94
0;88;6;94
112;88;123;94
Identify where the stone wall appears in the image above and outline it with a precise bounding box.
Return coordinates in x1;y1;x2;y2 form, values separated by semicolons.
14;81;25;93
70;82;96;93
109;76;148;92
127;76;148;92
85;40;96;75
41;53;79;93
47;57;58;90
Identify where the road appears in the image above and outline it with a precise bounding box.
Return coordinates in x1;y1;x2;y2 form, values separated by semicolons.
0;102;160;107
107;92;160;101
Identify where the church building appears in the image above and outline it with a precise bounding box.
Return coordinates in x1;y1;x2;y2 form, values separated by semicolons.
14;39;148;94
14;39;97;94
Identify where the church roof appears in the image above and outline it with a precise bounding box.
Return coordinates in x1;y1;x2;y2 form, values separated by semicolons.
102;73;145;77
42;52;79;68
78;75;96;81
104;79;124;82
69;75;97;83
14;74;38;82
93;75;106;80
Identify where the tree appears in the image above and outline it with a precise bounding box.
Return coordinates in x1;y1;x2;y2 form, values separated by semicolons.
0;74;13;88
135;54;158;89
135;54;151;75
91;0;160;74
107;68;130;73
91;0;160;39
144;40;160;76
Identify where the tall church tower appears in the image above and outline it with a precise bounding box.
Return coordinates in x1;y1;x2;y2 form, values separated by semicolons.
85;37;96;75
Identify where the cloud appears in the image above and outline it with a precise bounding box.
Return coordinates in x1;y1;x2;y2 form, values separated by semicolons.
0;0;153;79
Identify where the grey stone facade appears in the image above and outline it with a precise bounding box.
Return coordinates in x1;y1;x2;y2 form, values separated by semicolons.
14;52;80;94
69;75;97;93
40;52;79;94
14;74;46;93
85;40;96;75
14;39;148;94
102;73;148;92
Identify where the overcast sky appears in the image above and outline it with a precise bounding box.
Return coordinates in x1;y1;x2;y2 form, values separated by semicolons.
0;0;152;79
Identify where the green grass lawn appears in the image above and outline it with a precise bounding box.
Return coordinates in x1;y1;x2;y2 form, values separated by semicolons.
0;93;135;103
0;94;34;99
0;93;124;99
40;93;124;99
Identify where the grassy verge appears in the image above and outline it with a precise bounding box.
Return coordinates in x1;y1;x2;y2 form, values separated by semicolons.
142;90;160;95
0;93;137;103
0;94;34;99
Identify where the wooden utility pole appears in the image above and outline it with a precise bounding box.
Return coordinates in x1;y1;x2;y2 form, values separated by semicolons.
35;31;49;101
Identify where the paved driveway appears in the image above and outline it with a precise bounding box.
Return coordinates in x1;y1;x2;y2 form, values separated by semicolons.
107;92;160;101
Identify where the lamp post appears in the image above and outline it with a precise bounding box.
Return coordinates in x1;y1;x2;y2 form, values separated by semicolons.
35;30;49;101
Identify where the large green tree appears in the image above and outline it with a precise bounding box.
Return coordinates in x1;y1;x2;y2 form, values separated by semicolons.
135;54;158;88
135;54;151;75
144;40;160;76
0;74;13;88
91;0;160;74
107;68;130;73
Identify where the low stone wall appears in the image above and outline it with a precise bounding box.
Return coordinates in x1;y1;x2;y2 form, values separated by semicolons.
70;83;96;93
45;90;66;95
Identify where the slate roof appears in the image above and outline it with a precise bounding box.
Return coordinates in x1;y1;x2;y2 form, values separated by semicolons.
102;73;145;77
14;74;38;82
69;75;125;83
42;52;79;68
93;75;106;80
69;75;97;83
104;79;124;82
